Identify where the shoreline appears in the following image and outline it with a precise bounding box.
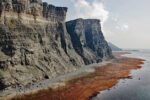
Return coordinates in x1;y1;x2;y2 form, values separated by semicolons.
4;52;145;100
1;59;113;99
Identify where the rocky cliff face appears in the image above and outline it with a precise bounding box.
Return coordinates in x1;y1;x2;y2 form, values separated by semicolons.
0;0;112;91
66;19;112;64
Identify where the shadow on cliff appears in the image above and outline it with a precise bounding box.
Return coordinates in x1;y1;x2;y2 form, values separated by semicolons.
0;80;6;90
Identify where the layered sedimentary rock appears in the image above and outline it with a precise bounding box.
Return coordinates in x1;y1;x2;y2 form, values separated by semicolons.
66;19;112;64
0;0;112;91
0;0;67;22
0;0;84;89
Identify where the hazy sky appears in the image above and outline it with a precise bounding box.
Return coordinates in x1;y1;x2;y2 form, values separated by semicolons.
43;0;150;49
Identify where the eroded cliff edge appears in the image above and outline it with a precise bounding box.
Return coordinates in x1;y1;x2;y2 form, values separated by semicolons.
0;0;112;91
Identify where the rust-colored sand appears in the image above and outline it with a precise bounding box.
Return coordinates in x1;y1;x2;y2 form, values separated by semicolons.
12;53;144;100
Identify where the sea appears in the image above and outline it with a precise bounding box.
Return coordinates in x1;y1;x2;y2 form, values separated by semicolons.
91;50;150;100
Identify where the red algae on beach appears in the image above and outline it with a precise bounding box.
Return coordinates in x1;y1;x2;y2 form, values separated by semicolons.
11;53;144;100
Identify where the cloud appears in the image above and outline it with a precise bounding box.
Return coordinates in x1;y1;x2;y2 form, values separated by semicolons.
71;0;109;25
115;24;129;31
122;24;129;29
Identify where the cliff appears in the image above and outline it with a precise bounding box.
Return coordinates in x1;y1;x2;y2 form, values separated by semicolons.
0;0;112;93
66;19;112;64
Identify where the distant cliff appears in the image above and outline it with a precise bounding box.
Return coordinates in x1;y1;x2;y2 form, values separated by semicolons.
0;0;112;91
108;42;122;51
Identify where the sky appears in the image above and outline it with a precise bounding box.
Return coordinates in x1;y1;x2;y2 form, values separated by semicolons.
43;0;150;49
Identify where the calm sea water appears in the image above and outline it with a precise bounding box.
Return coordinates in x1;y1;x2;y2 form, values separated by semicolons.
92;50;150;100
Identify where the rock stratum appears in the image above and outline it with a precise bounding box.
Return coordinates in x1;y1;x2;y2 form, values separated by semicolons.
0;0;112;91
